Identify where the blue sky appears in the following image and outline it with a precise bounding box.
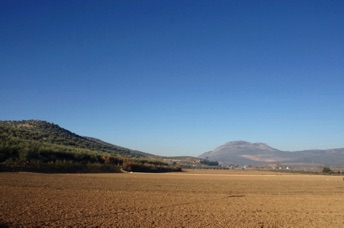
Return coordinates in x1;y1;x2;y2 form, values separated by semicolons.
1;0;343;156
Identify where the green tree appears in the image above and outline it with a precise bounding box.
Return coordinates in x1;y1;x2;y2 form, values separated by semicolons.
323;167;332;174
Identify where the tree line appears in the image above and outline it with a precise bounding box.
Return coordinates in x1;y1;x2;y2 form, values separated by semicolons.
0;131;181;173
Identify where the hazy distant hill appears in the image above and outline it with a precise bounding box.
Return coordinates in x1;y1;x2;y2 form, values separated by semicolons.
199;140;344;166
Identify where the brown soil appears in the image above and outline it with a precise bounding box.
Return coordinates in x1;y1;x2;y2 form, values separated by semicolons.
0;170;343;227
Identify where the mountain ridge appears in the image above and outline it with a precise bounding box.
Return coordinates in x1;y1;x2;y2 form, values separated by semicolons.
199;140;344;166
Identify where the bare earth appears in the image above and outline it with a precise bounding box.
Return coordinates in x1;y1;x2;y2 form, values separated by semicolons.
0;170;343;227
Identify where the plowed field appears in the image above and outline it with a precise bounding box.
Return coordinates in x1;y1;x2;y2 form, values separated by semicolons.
1;170;343;227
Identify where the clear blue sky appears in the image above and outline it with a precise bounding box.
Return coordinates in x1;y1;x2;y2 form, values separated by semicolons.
1;0;343;156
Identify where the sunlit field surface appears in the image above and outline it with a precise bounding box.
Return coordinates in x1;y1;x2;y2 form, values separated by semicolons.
1;170;344;227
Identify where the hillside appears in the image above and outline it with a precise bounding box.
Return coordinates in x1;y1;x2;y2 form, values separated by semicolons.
199;140;344;167
0;120;180;173
0;120;154;158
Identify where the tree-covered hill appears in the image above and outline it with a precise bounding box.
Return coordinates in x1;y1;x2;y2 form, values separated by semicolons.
0;120;154;158
0;120;180;173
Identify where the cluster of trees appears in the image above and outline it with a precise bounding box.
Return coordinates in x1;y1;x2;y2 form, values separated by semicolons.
0;136;181;173
323;167;333;174
200;159;219;166
122;158;181;172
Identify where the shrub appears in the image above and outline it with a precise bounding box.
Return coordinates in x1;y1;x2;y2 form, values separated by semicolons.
323;167;333;174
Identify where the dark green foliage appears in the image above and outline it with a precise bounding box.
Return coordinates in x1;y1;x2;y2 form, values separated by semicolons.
0;120;181;173
122;159;182;173
200;159;219;166
323;167;333;174
0;161;121;173
0;137;19;162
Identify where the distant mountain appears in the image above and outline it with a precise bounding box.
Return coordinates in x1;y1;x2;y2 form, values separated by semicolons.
199;140;344;166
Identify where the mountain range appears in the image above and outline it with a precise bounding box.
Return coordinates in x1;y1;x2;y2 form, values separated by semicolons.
199;141;344;167
1;120;343;170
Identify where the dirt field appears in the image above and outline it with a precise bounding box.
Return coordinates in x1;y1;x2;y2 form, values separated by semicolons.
0;170;343;227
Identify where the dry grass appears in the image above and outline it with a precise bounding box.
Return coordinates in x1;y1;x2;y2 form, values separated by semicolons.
0;170;344;227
